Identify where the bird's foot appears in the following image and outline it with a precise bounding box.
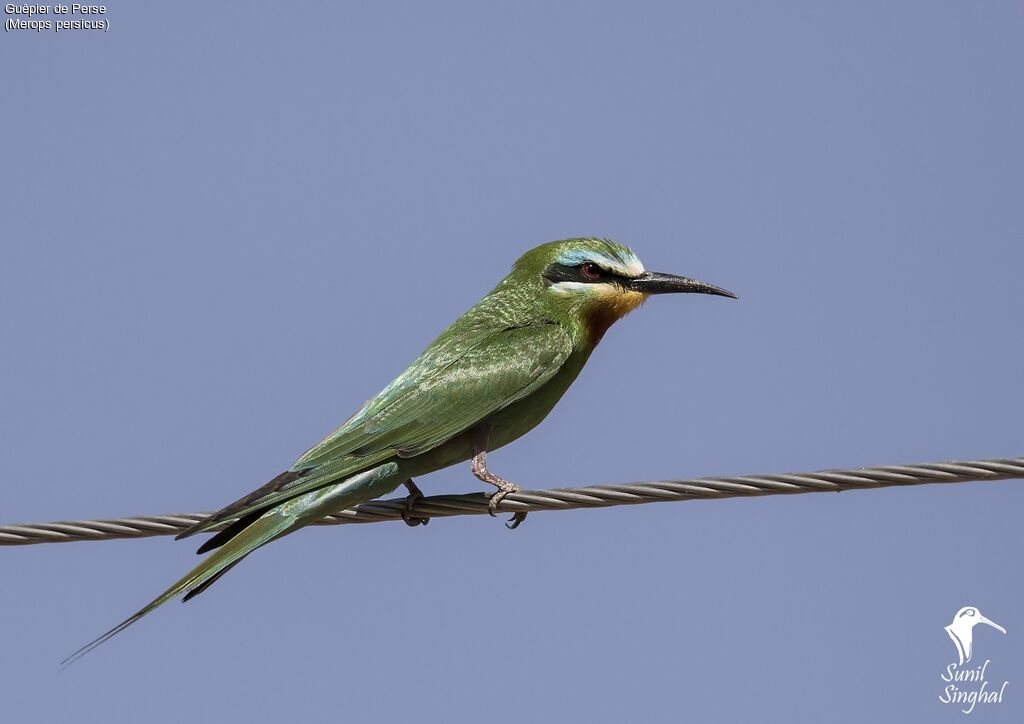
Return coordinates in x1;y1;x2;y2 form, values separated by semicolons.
471;448;528;529
487;478;519;516
401;479;429;527
489;481;528;529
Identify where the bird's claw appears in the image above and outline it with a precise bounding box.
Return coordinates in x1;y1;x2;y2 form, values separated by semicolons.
402;480;430;527
488;482;527;528
473;440;527;529
402;506;429;527
487;480;519;516
402;510;429;527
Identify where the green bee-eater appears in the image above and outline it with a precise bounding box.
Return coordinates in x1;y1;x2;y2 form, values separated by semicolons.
65;237;734;663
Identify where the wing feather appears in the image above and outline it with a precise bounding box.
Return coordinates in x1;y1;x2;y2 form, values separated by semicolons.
183;322;572;535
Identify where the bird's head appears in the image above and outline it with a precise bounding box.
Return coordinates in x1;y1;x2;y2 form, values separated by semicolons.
951;606;1007;635
510;237;736;342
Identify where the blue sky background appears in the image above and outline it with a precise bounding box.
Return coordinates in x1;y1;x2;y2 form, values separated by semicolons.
2;2;1022;721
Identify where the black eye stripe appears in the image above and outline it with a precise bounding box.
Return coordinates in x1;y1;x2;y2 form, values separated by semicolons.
542;262;628;285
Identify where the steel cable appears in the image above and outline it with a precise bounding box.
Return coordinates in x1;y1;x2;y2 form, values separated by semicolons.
2;456;1020;546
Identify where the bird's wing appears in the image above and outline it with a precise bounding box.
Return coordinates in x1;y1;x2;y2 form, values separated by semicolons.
289;324;502;469
183;322;572;535
308;321;573;460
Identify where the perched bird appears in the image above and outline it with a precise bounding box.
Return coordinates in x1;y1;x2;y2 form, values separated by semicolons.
65;237;734;664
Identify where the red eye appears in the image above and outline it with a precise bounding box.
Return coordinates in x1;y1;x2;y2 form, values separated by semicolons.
581;262;601;280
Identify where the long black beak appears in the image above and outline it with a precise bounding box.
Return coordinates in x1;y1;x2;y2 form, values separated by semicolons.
628;271;737;299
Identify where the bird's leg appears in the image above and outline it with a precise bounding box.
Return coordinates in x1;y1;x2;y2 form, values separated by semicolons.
401;479;429;527
472;429;528;529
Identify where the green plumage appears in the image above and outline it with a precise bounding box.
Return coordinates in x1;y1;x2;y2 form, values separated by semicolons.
65;238;733;664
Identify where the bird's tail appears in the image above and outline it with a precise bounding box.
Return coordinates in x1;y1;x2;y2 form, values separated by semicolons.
62;462;400;667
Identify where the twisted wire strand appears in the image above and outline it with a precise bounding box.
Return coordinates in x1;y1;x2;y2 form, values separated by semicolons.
2;456;1021;546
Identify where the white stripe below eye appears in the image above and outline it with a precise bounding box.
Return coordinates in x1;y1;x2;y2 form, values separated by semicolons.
549;281;618;296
